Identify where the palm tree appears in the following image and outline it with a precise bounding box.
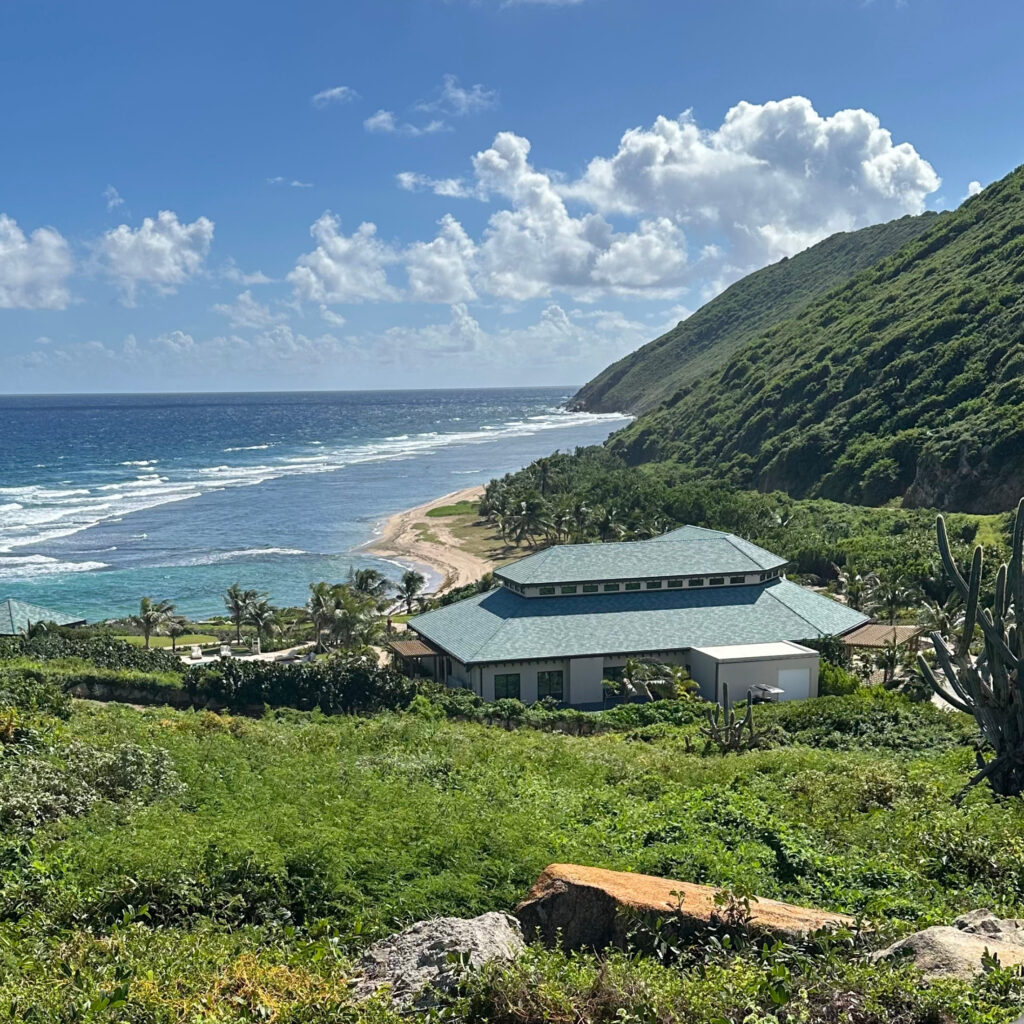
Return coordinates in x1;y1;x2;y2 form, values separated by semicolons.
329;586;381;649
866;570;921;625
224;583;261;643
918;592;965;642
246;599;282;647
306;582;337;652
348;567;391;610
396;569;427;615
131;596;175;649
166;616;189;652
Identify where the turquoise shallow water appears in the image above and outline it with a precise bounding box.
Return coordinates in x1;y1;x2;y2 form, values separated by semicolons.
0;388;628;620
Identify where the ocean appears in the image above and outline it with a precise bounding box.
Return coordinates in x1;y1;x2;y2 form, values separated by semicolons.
0;388;628;621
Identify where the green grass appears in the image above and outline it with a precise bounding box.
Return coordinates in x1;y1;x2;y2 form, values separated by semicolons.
117;633;218;649
426;500;479;518
1;658;1022;1021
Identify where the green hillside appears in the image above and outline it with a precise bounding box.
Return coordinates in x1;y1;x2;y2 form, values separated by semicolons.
601;165;1024;513
572;212;939;414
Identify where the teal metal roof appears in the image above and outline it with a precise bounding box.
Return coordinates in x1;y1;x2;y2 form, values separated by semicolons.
409;578;867;665
0;598;86;635
496;527;786;586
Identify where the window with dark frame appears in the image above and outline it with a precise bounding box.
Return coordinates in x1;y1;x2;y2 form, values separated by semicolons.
709;576;725;586
729;575;745;584
537;669;564;701
582;583;599;593
493;673;521;700
688;578;704;587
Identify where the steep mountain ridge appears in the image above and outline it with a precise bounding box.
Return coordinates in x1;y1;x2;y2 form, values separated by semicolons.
572;213;940;414
600;164;1024;513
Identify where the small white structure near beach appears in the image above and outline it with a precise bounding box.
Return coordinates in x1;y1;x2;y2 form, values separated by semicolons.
687;641;820;703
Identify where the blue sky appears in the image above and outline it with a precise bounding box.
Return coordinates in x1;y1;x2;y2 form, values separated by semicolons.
0;0;1019;393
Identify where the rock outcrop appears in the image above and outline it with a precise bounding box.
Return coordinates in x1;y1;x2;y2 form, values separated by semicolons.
872;910;1024;979
352;912;525;1008
516;863;855;950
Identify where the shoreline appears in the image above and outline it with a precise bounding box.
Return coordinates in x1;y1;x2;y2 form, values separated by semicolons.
362;485;494;595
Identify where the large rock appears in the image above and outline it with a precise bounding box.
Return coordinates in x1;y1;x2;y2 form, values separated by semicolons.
516;863;854;949
352;912;525;1008
872;910;1024;979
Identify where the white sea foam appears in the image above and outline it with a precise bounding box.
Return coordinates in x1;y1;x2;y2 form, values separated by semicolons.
0;554;109;580
223;444;273;451
119;459;158;467
162;546;309;568
0;408;628;563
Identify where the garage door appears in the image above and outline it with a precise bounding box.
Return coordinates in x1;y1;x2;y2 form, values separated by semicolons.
778;667;811;700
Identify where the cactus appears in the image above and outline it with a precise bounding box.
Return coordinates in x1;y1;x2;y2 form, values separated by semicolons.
700;683;759;753
918;497;1024;796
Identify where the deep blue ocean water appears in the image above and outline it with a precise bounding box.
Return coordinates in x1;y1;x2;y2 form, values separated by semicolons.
0;389;628;620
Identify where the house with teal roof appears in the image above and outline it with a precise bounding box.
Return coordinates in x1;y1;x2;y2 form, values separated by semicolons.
0;598;86;636
399;525;868;707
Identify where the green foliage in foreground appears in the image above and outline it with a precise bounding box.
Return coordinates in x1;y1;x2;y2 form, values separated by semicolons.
0;662;1022;1021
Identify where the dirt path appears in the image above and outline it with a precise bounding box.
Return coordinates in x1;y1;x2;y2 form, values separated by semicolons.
363;485;493;594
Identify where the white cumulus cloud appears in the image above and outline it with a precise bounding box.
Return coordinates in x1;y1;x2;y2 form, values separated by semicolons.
0;215;74;310
99;210;214;304
564;96;939;265
405;214;478;303
212;290;286;328
288;213;399;303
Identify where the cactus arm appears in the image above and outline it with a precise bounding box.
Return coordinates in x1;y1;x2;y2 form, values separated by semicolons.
918;653;973;714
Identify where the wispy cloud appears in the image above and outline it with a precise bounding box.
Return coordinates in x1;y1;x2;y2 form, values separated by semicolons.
311;85;358;108
103;185;125;211
267;176;314;188
417;74;497;117
364;110;448;137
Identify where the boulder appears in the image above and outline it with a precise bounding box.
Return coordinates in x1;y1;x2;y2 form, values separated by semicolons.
352;912;525;1008
516;863;855;950
872;910;1024;979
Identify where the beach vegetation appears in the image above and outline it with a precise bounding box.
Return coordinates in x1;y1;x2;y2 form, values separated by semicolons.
129;596;177;649
396;569;426;614
426;500;480;518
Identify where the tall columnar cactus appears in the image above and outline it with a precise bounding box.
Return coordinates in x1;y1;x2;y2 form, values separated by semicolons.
700;683;759;753
918;498;1024;796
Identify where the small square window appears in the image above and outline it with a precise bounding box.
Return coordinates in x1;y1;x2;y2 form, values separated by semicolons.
646;580;663;589
688;578;704;587
667;579;683;588
709;576;725;586
560;585;578;594
538;586;555;595
537;669;564;701
624;582;641;591
603;583;620;592
729;575;745;585
582;584;599;593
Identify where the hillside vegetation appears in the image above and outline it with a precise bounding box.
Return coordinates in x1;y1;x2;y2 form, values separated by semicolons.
579;165;1024;513
572;212;938;415
2;640;1024;1021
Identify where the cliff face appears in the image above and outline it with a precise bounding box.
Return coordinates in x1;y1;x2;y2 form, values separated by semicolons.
571;213;939;415
579;163;1024;513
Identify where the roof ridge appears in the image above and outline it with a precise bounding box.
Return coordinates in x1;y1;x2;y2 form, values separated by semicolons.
762;580;825;635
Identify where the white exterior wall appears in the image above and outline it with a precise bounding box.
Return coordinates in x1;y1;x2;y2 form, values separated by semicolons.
478;659;569;703
568;656;604;705
688;651;819;703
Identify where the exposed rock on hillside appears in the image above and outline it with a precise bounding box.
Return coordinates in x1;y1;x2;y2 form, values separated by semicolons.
872;910;1024;979
516;863;854;950
352;912;525;1008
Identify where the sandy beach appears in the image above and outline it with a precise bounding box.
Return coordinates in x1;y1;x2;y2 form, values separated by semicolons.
364;485;495;594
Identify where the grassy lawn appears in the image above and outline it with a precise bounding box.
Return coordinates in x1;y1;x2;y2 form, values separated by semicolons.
445;513;536;566
426;500;480;517
117;633;218;649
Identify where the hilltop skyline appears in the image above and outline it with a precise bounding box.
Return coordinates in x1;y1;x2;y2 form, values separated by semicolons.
0;0;1018;393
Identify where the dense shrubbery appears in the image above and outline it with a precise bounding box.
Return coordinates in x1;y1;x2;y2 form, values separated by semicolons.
185;651;415;713
0;633;186;674
0;637;1019;1021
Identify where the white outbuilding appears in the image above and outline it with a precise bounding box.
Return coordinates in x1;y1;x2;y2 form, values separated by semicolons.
687;641;820;703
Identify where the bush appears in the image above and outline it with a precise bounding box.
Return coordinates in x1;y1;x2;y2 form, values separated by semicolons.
818;659;861;696
0;634;186;675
